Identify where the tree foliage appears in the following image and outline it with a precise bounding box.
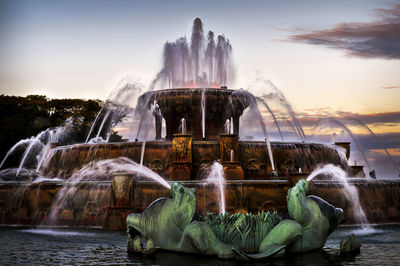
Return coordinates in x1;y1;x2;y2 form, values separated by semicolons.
0;94;104;162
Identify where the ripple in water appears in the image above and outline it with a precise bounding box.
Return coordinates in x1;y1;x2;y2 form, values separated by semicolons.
19;229;97;237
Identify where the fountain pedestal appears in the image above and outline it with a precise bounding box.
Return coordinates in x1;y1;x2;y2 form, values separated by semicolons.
142;88;251;140
171;134;192;180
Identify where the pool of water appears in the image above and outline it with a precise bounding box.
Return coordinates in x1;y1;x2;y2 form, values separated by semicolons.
0;224;399;265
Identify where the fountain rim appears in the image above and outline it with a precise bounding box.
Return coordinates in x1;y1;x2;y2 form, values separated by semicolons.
49;140;338;151
2;178;400;186
140;87;253;97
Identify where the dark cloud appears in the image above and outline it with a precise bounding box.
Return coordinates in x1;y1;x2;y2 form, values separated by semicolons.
289;4;400;59
381;86;400;89
356;133;400;149
295;111;400;127
355;112;400;125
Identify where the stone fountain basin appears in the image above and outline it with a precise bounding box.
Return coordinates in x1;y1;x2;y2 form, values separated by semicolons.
41;140;348;180
1;178;400;229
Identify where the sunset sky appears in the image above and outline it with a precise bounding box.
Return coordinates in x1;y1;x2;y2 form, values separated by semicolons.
1;0;399;177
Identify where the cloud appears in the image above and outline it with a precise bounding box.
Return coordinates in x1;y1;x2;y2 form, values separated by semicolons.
355;133;400;149
288;4;400;59
295;110;400;127
331;111;400;125
381;86;400;89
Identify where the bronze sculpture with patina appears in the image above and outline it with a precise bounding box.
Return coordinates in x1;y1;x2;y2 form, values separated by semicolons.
126;179;344;260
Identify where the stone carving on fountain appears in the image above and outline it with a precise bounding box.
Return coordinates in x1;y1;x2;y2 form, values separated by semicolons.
246;158;260;171
127;179;344;260
150;159;163;173
171;133;192;180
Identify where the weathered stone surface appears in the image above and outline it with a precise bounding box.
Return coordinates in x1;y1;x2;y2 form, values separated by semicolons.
1;178;399;229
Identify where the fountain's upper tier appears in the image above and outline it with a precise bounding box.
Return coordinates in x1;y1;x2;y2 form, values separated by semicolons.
138;87;252;140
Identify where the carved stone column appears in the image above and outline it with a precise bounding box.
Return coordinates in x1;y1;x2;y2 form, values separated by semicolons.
232;115;240;136
155;116;162;139
112;173;134;207
104;172;135;230
219;134;244;180
171;134;192;180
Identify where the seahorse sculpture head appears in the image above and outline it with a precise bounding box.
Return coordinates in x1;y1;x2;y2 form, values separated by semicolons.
170;181;196;230
126;181;197;251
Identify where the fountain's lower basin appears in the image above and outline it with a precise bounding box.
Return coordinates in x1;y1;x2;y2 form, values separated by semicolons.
1;178;400;230
1;225;400;265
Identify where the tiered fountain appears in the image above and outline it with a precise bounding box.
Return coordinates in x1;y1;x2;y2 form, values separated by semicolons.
0;18;399;230
1;84;399;229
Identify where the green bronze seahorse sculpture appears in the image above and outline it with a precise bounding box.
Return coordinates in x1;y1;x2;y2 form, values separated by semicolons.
234;179;344;259
126;179;344;260
126;182;234;258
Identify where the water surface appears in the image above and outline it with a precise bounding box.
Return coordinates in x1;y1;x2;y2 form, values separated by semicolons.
0;225;399;265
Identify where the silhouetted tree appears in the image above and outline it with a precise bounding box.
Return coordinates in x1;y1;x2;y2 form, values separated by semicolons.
0;94;113;166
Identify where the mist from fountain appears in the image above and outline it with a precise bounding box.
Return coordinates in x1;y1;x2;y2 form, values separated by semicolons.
181;118;187;134
345;117;400;176
191;18;203;86
205;31;215;85
283;117;302;140
135;93;159;141
17;135;46;176
250;94;275;171
89;102;130;144
260;94;306;142
307;164;371;229
247;77;306;142
313;118;372;175
224;119;231;134
86;80;143;143
331;145;352;167
151;18;233;89
36;142;53;172
140;141;146;166
256;97;284;141
11;140;41;175
272;81;306;141
87;136;107;144
205;161;226;214
95;109;111;139
201;88;206;138
85;107;104;143
235;89;276;170
0;118;81;176
139;100;162;166
35;118;84;174
45;157;170;226
0;139;32;170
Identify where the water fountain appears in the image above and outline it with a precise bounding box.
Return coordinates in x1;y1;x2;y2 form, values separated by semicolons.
0;18;399;232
